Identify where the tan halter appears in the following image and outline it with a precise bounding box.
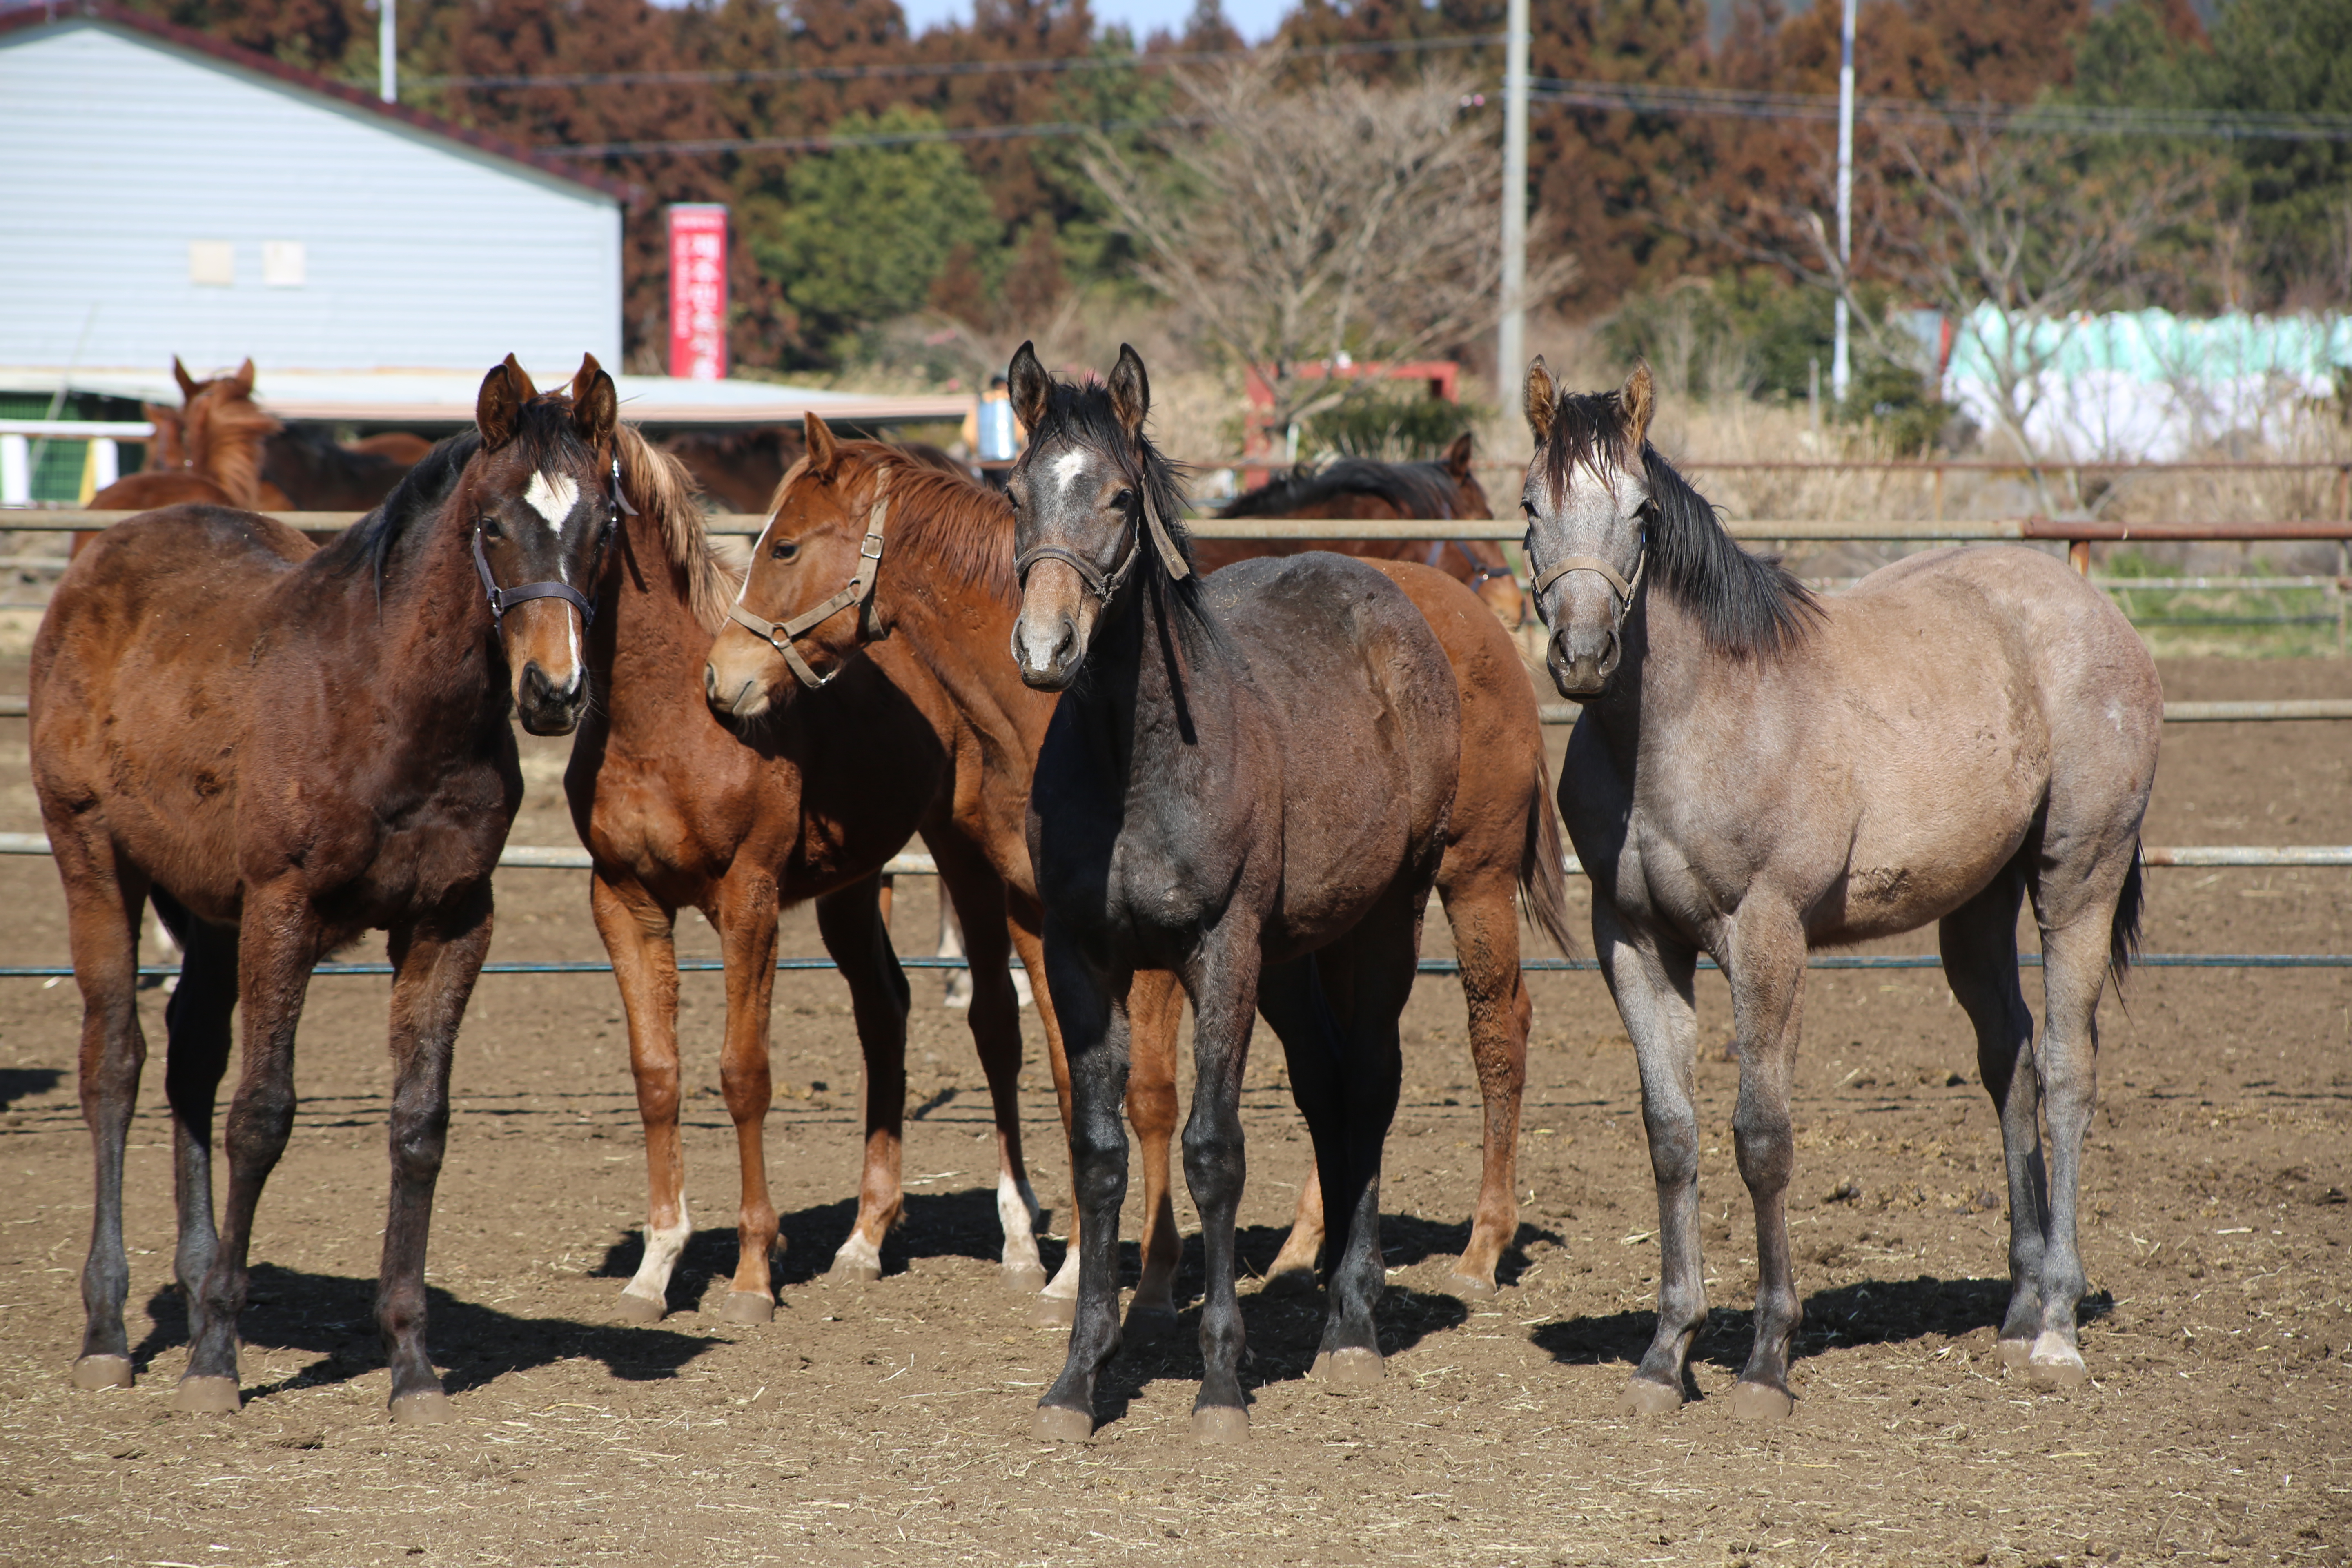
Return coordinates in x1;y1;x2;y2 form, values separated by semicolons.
726;476;891;690
1531;538;1645;613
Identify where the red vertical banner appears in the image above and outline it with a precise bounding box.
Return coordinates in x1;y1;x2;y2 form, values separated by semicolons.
667;204;729;381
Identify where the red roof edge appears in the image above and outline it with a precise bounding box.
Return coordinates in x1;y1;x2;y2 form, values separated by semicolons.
0;0;644;205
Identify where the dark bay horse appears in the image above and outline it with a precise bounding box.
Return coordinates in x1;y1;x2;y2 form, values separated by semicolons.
1209;436;1526;627
572;418;1054;1322
33;354;617;1423
1522;361;2160;1419
1009;344;1459;1441
263;423;421;510
705;415;1572;1318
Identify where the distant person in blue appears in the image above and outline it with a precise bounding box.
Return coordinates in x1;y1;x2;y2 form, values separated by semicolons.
971;374;1023;463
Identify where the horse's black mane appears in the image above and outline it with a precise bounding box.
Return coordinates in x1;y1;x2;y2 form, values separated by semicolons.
319;400;591;603
1024;378;1221;648
1216;457;1464;521
1539;388;1820;657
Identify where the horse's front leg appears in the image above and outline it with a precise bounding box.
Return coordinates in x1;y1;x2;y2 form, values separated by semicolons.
1593;899;1705;1415
590;872;689;1323
178;880;321;1415
713;870;784;1321
2020;911;2116;1385
371;882;496;1423
1178;924;1263;1441
1723;898;1809;1421
1032;925;1134;1441
815;877;910;1284
1009;896;1083;1325
1124;967;1186;1325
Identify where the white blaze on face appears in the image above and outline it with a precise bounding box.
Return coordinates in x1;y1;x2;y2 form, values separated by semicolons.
523;470;580;535
1050;449;1088;499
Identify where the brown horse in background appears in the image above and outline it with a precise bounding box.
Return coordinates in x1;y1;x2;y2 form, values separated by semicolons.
1525;361;2159;1418
33;354;618;1423
704;413;1572;1316
1208;434;1525;628
564;422;1053;1323
89;358;285;515
262;423;423;510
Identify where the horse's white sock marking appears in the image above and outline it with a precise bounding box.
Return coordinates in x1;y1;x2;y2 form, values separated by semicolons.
998;1172;1044;1274
624;1187;690;1302
832;1232;882;1274
523;470;579;533
1043;1249;1080;1301
1050;450;1087;497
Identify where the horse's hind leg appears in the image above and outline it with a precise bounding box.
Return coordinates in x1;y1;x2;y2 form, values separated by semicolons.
1124;969;1185;1325
1722;900;1809;1421
928;842;1045;1291
714;870;784;1321
816;877;911;1284
1434;869;1530;1296
371;883;495;1423
590;873;689;1323
1175;927;1264;1439
1593;900;1704;1415
58;837;151;1391
1938;867;2047;1368
159;905;237;1315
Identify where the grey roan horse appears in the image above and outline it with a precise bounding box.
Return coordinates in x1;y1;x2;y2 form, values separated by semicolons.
1008;343;1461;1441
1523;361;2159;1418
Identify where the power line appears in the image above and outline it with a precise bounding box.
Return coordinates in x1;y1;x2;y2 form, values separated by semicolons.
1531;78;2352;142
419;33;1503;93
543;114;1198;159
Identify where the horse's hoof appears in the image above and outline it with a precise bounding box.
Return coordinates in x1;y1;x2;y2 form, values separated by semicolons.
716;1292;774;1325
1124;1303;1180;1338
70;1355;134;1391
1258;1264;1318;1297
1728;1381;1795;1421
1311;1347;1384;1390
173;1376;240;1415
1996;1336;2034;1370
611;1290;666;1325
390;1390;454;1426
1191;1405;1249;1443
2028;1335;2087;1387
826;1260;882;1286
1001;1262;1049;1294
1028;1293;1076;1329
1445;1270;1499;1300
1032;1403;1094;1443
1617;1376;1682;1417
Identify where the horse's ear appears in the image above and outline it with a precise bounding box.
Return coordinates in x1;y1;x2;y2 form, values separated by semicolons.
1443;430;1475;482
1007;341;1050;436
172;357;198;401
229;359;257;398
1107;343;1151;439
802;412;839;477
1523;356;1557;445
1619;360;1654;449
570;353;617;447
477;359;529;449
500;352;540;400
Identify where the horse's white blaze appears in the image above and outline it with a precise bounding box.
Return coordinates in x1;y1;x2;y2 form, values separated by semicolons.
523;470;579;535
998;1171;1044;1274
1050;449;1087;497
624;1186;691;1304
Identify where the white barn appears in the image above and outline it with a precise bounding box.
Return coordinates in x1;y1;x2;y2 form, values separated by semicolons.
0;2;625;373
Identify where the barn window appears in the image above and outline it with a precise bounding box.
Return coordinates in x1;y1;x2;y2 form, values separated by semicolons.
263;241;306;287
188;241;234;287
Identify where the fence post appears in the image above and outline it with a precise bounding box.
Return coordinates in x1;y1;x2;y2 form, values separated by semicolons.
0;435;27;507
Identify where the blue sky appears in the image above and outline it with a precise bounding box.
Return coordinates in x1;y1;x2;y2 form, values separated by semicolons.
899;0;1287;42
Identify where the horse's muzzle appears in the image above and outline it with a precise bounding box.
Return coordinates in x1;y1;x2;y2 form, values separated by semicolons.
517;660;586;735
1012;609;1082;692
1548;626;1619;699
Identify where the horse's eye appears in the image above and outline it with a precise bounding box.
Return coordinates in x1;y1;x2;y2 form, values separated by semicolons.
1111;489;1134;510
480;516;503;539
1520;499;1538;518
771;539;799;562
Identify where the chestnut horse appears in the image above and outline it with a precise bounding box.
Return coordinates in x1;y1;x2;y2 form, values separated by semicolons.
1005;343;1461;1441
705;400;1570;1326
1523;361;2158;1418
87;359;285;521
33;354;617;1423
1208;435;1526;627
568;423;1053;1322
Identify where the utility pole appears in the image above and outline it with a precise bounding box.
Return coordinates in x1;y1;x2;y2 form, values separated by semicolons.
1831;0;1855;404
379;0;396;103
1497;0;1529;400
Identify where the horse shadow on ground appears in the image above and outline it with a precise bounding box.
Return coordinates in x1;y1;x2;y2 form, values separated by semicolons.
0;1067;65;1111
1533;1274;2116;1399
129;1264;722;1404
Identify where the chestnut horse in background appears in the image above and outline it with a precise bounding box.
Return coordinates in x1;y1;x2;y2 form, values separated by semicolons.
1207;434;1525;628
33;355;618;1424
705;410;1572;1318
84;359;285;530
564;422;1054;1324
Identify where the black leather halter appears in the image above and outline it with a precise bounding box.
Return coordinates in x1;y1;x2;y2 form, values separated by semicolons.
472;456;625;629
1011;486;1191;603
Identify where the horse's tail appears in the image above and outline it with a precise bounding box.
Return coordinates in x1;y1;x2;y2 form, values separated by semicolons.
2108;839;2145;991
1519;754;1579;958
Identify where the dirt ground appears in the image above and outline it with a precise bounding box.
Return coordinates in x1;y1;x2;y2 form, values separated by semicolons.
0;654;2346;1568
